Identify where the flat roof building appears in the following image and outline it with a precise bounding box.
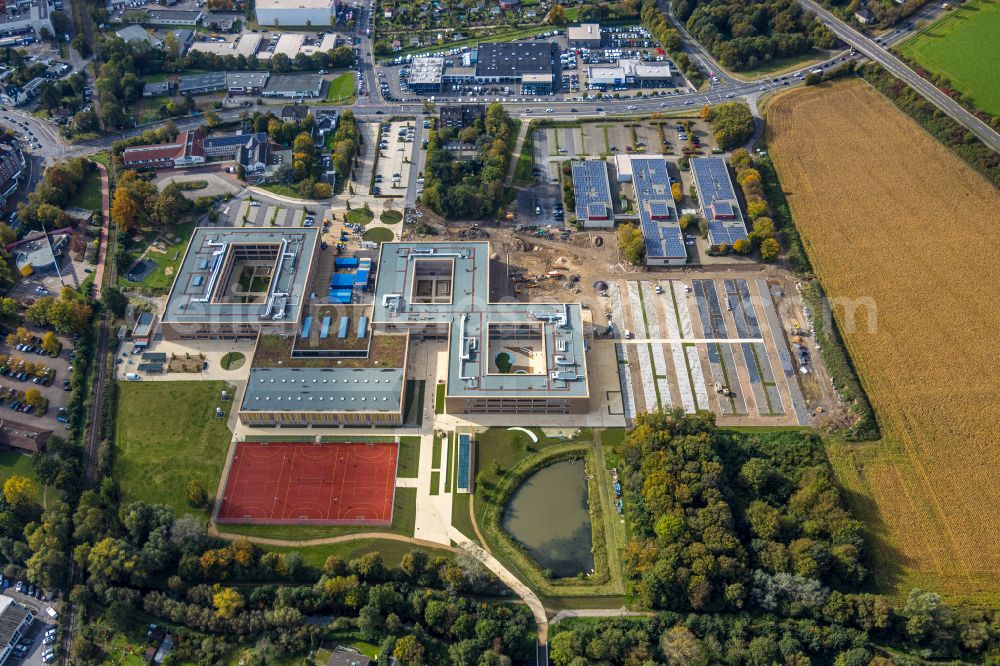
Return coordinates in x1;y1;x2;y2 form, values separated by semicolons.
475;42;559;91
161;227;319;340
631;156;686;266
263;73;324;98
0;596;34;662
571;160;614;228
567;23;601;47
371;242;590;414
121;129;205;169
255;0;335;28
227;71;269;95
142;9;203;25
691;157;748;251
178;71;226;95
190;33;262;58
439;104;485;129
408;57;444;93
116;24;161;47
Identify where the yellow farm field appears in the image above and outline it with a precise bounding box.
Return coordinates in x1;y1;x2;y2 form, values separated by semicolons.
767;79;1000;603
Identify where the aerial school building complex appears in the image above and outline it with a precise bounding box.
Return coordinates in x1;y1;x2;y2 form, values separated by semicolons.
159;230;590;427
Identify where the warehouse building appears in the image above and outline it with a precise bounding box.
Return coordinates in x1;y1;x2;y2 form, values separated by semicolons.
254;0;335;27
567;23;601;48
160;227;319;340
263;73;324;98
140;9;203;25
571;160;614;229
178;71;226;95
475;42;560;93
690;157;748;251
372;242;590;414
587;59;673;90
227;71;269;95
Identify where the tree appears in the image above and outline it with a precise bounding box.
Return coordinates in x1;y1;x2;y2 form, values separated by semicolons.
660;626;708;666
732;238;751;254
616;223;645;265
392;635;425;665
213;585;245;618
760;237;780;262
3;476;38;509
546;4;567;24
41;331;61;356
186;479;208;509
111;186;140;231
23;388;45;411
671;182;683;203
746;200;769;219
102;287;127;318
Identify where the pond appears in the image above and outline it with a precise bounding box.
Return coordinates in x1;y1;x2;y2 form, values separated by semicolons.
501;458;594;578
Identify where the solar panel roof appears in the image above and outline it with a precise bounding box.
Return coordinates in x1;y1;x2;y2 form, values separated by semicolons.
571;160;613;221
632;158;685;260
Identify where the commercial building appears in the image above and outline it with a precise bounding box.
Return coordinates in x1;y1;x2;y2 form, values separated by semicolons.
141;9;203;25
372;242;590;414
408;56;444;94
227;71;269;95
629;156;686;266
567;23;602;48
178;71;226;95
0;596;34;663
571;160;614;228
161;227;320;340
142;81;171;97
190;33;262;58
475;42;560;93
263;73;324;98
13;233;69;275
690;157;748;251
587;59;672;90
116;24;161;47
254;0;335;27
439;104;485;129
0;418;51;453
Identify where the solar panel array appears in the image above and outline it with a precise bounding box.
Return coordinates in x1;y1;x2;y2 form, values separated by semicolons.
690;157;748;247
572;160;613;222
632;158;685;260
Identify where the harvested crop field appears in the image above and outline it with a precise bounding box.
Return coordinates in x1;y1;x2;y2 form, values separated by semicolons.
766;79;1000;603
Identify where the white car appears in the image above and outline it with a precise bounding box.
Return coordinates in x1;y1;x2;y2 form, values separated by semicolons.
627;105;637;110
545;108;554;113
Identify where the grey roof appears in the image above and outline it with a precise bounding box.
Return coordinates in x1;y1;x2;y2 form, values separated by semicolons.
632;157;685;260
162;227;319;326
371;242;588;399
144;9;203;21
326;652;372;666
0;598;31;647
241;367;404;413
571;160;612;221
116;24;158;45
204;131;267;149
143;81;171;95
227;71;269;90
475;42;559;79
690;157;747;247
178;71;225;92
264;73;324;94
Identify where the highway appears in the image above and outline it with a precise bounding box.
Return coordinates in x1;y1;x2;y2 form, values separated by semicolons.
797;0;1000;152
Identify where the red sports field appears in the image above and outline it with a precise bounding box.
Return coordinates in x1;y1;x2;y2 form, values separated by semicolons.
217;441;398;525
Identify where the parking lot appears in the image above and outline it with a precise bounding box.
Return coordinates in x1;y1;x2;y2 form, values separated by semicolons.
372;120;416;198
0;327;74;433
3;587;60;665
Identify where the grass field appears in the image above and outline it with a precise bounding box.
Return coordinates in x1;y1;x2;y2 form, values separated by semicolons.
69;170;103;212
114;381;234;519
362;227;394;243
896;0;1000;116
260;538;453;569
380;210;402;224
346;208;374;225
325;72;357;103
767;79;1000;604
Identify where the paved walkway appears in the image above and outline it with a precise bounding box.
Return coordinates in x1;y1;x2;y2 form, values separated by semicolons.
92;163;110;300
246;185;326;207
504;121;530;187
208;526;457;552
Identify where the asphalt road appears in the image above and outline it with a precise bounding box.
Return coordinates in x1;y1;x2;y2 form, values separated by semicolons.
797;0;1000;152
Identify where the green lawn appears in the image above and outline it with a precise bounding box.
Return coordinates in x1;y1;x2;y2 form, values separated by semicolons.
0;450;60;508
346;208;374;225
120;220;196;291
114;381;235;519
220;352;246;370
380;209;403;224
221;487;417;540
451;492;481;545
897;0;1000;115
434;383;445;414
362;227;394;243
261;537;452;569
325;73;357;103
69;170;103;212
432;436;442;469
259;183;314;200
430;471;440;495
397;436;420;478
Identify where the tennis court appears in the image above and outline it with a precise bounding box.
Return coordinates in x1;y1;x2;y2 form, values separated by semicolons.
218;441;398;525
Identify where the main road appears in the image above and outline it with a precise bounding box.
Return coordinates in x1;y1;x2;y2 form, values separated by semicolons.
796;0;1000;152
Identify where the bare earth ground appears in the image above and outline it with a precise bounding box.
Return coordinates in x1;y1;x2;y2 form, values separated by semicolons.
767;79;1000;604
